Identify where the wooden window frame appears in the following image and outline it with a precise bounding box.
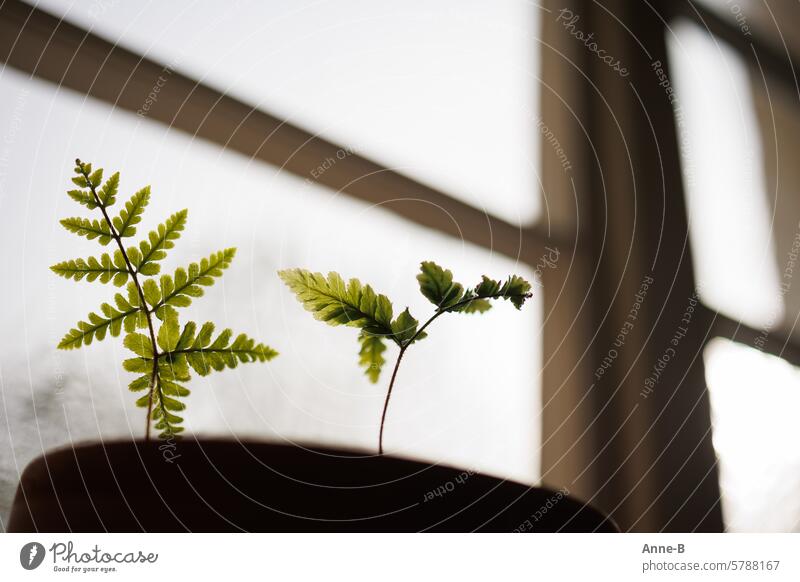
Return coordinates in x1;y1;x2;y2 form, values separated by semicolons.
666;1;800;368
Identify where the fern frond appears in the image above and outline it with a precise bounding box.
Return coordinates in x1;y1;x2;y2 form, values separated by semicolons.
125;349;187;439
473;274;533;310
72;166;103;190
156;311;181;352
128;374;151;392
279;268;422;382
451;291;492;314
50;252;129;286
60;217;113;245
358;332;386;383
58;285;148;350
70;163;91;187
278;268;396;337
416;262;532;313
132;209;188;275
56;159;277;442
390;308;426;345
67;189;98;209
123;333;154;357
59;306;142;350
157;321;278;376
417;261;464;309
88;168;103;188
57;312;114;350
150;248;236;317
134;373;186;439
152;398;185;439
97;171;119;207
112;186;150;237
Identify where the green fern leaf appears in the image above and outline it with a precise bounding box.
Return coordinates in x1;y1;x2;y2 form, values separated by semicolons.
88;168;103;189
133;209;188;275
134;393;152;407
161;379;190;397
58;288;147;350
417;261;464;309
278;269;395;338
390;308;426;345
60;217;113;245
451;290;493;314
192;322;215;350
448;274;533;313
151;248;236;316
145;371;186;439
474;275;502;297
160;321;277;376
156;312;181;352
142;278;162;307
123;357;153;374
153;406;184;439
474;275;533;309
175;321;197;351
159;356;190;382
160;395;186;411
58;311;114;349
50;253;129;286
59;302;141;350
123;333;154;358
112;186;150;237
67;189;98;209
358;332;386;383
128;374;151;392
97;171;119;207
500;275;533;309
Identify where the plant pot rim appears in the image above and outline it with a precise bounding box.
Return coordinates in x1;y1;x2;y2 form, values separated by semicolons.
10;438;617;532
22;437;546;491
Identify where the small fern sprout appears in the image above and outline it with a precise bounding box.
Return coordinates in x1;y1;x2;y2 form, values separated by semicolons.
52;159;278;441
279;262;532;454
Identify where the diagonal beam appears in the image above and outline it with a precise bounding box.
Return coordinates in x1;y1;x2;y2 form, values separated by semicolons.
671;0;799;92
0;0;556;264
708;308;800;368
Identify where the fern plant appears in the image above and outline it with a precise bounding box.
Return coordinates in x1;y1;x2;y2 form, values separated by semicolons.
52;159;278;440
279;262;532;454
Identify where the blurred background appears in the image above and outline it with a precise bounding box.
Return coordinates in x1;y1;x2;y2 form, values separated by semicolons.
1;0;799;532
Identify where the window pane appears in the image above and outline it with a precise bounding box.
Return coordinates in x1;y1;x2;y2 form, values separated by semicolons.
0;68;541;524
704;338;800;532
692;0;800;62
748;62;800;345
667;20;784;329
35;0;541;225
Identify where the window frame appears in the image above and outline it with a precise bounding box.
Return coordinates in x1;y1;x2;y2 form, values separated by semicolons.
667;1;800;369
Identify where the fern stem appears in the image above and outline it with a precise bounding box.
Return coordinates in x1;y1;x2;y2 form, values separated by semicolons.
376;291;531;455
379;347;405;455
77;160;161;442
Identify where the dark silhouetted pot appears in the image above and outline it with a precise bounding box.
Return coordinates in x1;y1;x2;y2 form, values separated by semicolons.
8;440;616;532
